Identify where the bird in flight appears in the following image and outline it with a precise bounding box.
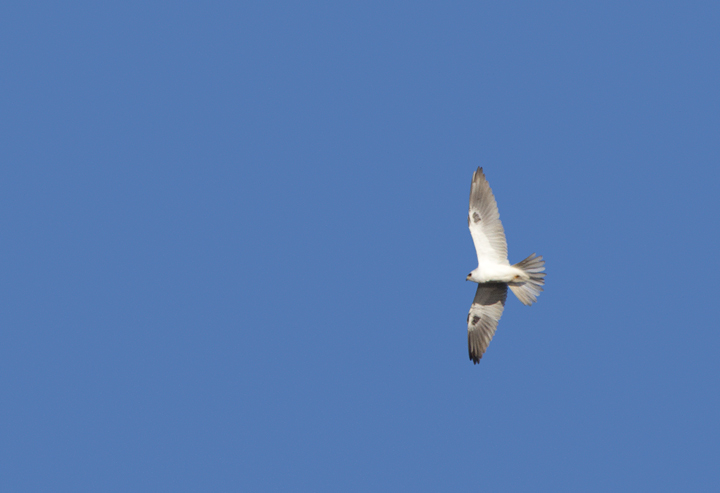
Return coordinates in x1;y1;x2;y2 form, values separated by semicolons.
466;167;545;363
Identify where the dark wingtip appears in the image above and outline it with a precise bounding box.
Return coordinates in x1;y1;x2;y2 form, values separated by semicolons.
469;333;483;364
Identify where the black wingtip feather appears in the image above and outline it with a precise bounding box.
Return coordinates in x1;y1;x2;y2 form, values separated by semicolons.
468;337;483;364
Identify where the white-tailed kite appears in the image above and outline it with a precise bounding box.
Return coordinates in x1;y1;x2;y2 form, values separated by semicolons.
466;167;545;363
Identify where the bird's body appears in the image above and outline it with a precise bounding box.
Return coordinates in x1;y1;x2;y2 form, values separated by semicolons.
467;263;526;284
465;167;545;363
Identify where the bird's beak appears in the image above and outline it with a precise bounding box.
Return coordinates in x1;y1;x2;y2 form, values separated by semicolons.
466;275;470;281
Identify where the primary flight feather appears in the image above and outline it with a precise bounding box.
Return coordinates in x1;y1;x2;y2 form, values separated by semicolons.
466;167;545;363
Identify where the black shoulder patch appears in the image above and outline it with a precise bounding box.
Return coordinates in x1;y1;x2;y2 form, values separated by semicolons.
471;315;480;326
472;212;481;223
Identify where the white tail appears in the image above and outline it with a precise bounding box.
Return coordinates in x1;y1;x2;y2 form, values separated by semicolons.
508;253;546;306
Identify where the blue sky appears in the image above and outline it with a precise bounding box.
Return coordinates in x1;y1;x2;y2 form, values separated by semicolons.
2;1;719;491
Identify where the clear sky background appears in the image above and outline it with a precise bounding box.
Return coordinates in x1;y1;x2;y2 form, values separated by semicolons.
2;2;719;491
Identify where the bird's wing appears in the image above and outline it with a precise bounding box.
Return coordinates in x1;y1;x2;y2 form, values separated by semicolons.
468;282;508;363
468;167;509;265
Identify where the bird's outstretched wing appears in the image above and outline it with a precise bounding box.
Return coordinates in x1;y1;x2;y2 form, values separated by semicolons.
468;167;508;264
468;282;508;363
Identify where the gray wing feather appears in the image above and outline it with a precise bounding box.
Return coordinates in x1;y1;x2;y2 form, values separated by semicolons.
467;282;508;363
468;167;509;264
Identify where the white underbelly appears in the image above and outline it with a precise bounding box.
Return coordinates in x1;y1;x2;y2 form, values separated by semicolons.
476;262;522;283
